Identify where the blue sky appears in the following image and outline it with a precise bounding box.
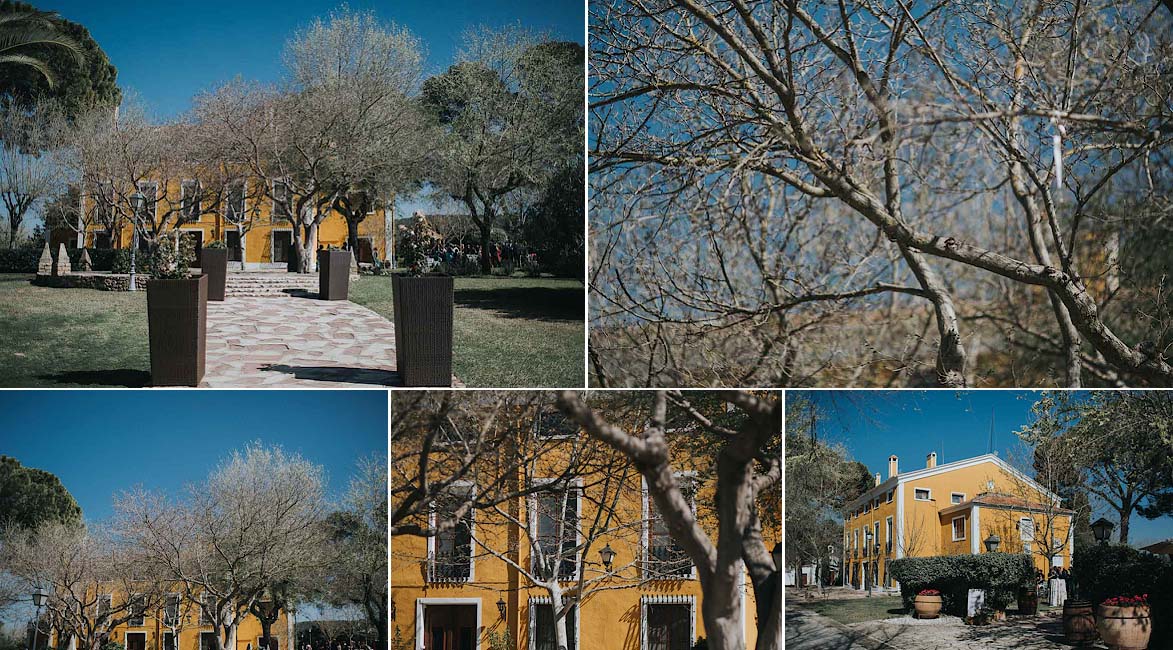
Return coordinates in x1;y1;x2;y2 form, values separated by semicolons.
0;390;387;521
792;390;1173;547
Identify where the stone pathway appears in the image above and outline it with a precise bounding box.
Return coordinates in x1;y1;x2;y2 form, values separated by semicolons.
200;296;457;387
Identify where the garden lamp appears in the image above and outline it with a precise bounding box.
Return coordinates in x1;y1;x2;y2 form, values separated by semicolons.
128;191;145;291
496;596;507;618
599;543;616;571
984;534;1001;553
1091;518;1115;545
29;587;49;650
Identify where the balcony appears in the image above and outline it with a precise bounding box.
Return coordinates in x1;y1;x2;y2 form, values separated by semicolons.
427;551;472;583
647;544;692;578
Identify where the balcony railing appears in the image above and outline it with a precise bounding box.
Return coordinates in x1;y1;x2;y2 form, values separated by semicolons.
427;551;472;583
647;544;692;578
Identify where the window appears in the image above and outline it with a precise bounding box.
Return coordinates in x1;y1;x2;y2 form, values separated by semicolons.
533;603;577;650
181;181;201;223
533;486;579;580
873;522;880;553
431;485;474;582
1020;517;1034;552
646;481;693;578
271;180;290;220
136;181;158;222
535;411;576;438
863;501;871;513
127;594;146;627
914;488;931;501
95;594;112;621
200;633;217;650
256;637;278;650
645;604;691;650
887;490;894;503
200;593;216;625
951;492;965;505
163;633;177;650
885;517;893;552
226;181;246;223
163;594;181;626
951;516;967;541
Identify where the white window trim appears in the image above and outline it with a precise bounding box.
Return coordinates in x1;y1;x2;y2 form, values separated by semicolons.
271;179;289;221
414;598;481;650
124;631;146;650
269;228;293;266
528;596;579;650
534;410;578;440
528;478;583;582
162;592;181;627
180;179;201;222
426;481;476;583
200;593;217;627
126;592;146;627
641;475;697;580
225;179;247;223
885;516;893;549
136;181;158;223
951;515;967;542
951;492;966;505
639;595;696;650
914;487;932;501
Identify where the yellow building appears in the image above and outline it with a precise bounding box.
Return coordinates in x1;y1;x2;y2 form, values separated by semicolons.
49;590;291;650
842;452;1074;592
76;178;391;269
391;410;775;650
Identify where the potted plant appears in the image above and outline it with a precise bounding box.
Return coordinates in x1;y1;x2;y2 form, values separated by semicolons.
392;220;453;387
971;605;994;626
914;588;943;619
201;239;229;301
1097;594;1151;650
319;245;352;300
146;240;207;386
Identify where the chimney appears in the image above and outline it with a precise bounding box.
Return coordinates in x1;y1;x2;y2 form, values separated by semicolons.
888;455;899;478
874;472;882;487
926;452;938;469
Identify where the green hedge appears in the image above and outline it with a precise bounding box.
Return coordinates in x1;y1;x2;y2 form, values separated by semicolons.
1073;545;1173;647
0;247;134;273
0;246;42;272
888;553;1033;616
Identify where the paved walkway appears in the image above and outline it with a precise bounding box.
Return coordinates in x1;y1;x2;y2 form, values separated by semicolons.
200;296;456;387
788;606;1100;650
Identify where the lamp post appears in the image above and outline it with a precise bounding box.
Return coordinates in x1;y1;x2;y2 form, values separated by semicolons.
29;588;48;650
129;191;145;291
599;543;616;572
1091;518;1115;545
984;534;1001;553
864;530;873;597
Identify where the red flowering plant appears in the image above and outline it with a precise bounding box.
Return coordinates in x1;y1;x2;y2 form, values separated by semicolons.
1102;594;1149;607
917;589;941;596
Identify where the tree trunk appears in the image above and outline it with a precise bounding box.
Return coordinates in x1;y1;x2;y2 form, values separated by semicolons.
346;215;362;258
1119;502;1134;544
547;583;569;650
478;220;492;274
236;224;246;271
701;577;746;650
297;222;319;274
757;571;783;650
217;623;238;650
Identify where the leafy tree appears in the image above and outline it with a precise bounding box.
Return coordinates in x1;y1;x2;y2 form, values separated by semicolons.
0;455;81;530
323;456;388;645
523;161;583;279
0;1;119;119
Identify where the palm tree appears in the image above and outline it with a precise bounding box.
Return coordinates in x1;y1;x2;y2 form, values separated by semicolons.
0;8;84;88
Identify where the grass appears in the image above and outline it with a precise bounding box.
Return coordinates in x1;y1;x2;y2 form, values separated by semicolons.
795;595;906;625
0;273;584;388
350;275;585;387
0;274;152;387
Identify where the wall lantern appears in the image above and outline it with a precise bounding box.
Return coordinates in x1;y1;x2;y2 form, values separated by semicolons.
496;596;507;618
983;534;1001;553
1091;518;1115;545
599;543;616;571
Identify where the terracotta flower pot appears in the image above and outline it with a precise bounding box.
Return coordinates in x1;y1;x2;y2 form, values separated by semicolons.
914;594;943;619
392;274;454;387
1097;604;1151;650
200;247;229;301
147;274;207;386
1064;600;1097;646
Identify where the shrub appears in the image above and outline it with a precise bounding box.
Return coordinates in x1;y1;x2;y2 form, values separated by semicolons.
888;553;1032;616
204;239;227;249
1073;544;1173;646
0;246;41;272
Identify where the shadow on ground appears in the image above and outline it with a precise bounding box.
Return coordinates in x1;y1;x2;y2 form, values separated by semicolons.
37;369;151;387
454;286;583;321
259;364;401;385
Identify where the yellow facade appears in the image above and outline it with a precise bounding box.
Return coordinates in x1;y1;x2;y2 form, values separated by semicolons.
842;453;1074;591
50;590;291;650
391;421;775;650
77;178;389;268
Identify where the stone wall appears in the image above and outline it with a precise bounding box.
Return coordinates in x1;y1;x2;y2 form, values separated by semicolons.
33;272;147;291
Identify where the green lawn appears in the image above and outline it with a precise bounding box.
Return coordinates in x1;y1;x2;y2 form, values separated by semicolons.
796;596;906;625
350;275;584;387
0;273;584;388
0;274;152;387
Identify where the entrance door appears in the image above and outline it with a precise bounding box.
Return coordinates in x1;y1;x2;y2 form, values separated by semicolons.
423;604;476;650
200;632;218;650
227;231;243;262
272;231;292;263
180;230;204;267
357;237;374;263
125;633;146;650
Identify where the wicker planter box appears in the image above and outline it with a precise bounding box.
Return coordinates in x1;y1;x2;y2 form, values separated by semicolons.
201;247;229;301
319;250;351;300
147;274;207;386
392;274;454;387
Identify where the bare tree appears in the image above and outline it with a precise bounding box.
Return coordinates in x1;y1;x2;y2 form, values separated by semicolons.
0;97;68;246
114;444;329;650
323;455;389;645
590;0;1173;387
555;391;782;650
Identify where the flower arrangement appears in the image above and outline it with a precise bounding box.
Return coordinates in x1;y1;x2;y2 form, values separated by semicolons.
204;240;227;249
917;588;941;596
1103;594;1149;607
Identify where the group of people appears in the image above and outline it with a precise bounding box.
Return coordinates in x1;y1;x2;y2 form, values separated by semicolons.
418;240;535;268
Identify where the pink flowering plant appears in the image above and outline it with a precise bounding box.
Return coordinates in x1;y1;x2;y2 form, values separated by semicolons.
1102;594;1149;607
917;588;941;596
